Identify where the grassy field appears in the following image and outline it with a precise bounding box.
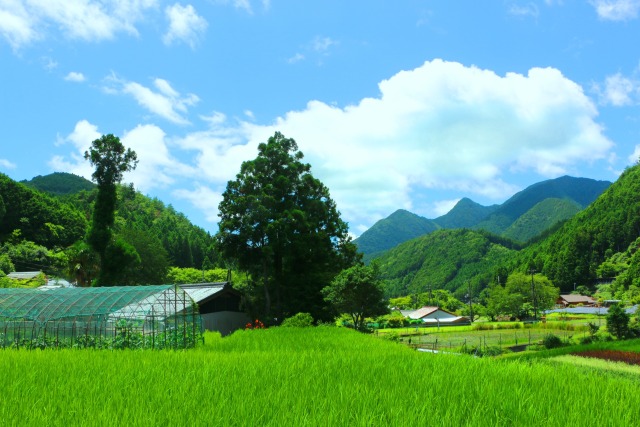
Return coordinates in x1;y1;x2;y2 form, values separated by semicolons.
1;327;639;426
377;318;603;352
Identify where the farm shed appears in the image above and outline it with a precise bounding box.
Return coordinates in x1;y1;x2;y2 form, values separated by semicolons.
556;294;597;307
179;282;250;336
0;285;201;349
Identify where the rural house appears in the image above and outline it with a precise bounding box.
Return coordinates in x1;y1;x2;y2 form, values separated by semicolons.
405;306;470;325
556;294;597;308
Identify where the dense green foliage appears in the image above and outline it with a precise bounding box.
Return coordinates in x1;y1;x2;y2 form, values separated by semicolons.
322;264;389;330
354;209;439;258
484;272;559;320
606;303;630;339
376;228;516;298
522;164;640;292
217;132;358;322
84;134;138;286
473;176;610;236
21;172;95;196
502;198;581;243
0;172;217;284
0;173;87;248
1;328;639;426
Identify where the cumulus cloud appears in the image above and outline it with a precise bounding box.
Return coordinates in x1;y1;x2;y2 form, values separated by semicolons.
433;199;461;217
595;72;639;106
163;3;207;49
53;61;614;233
64;71;86;82
228;60;613;229
591;0;640;21
106;75;199;124
173;184;223;222
0;0;158;49
51;119;194;192
0;158;17;170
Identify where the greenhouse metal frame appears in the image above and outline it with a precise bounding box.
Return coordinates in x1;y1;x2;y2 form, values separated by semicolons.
0;285;202;349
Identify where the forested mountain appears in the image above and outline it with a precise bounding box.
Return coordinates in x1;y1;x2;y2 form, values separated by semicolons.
356;176;611;259
0;173;87;247
21;172;95;196
353;209;439;258
501;198;581;243
433;198;498;229
472;176;610;235
375;228;518;299
373;165;640;301
0;173;217;282
519;165;640;292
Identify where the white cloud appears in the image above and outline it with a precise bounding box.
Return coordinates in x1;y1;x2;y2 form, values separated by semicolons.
163;3;207;49
287;53;305;64
64;71;86;82
53;61;615;234
173;184;222;222
591;0;640;21
230;60;612;229
0;0;157;49
107;75;199;124
508;3;540;18
51;119;194;192
595;73;638;106
0;158;17;170
628;145;640;164
433;199;460;217
312;36;338;54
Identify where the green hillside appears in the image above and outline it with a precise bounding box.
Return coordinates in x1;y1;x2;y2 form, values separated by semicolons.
0;173;217;280
474;176;610;235
353;209;439;257
376;228;517;298
433;197;498;229
522;164;640;292
21;172;95;196
502;198;581;243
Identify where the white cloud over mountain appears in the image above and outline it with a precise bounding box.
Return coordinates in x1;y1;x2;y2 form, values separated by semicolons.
54;60;613;234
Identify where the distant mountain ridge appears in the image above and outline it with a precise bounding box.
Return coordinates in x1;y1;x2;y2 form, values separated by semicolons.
354;175;611;257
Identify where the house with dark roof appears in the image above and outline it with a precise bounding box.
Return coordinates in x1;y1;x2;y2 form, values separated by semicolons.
556;294;597;308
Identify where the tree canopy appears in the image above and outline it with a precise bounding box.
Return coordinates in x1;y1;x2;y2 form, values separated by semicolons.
217;131;358;322
322;264;389;330
84;134;138;286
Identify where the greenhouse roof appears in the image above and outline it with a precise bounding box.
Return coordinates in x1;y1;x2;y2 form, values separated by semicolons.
0;285;196;322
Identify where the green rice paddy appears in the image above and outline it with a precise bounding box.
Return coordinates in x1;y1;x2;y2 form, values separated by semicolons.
1;327;638;426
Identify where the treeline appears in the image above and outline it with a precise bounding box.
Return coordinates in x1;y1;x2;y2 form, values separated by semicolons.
0;173;218;284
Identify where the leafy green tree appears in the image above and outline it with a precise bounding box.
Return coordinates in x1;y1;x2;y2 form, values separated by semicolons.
280;312;314;327
217;132;358;322
84;134;137;285
322;264;388;331
606;303;630;339
485;272;559;320
65;241;99;287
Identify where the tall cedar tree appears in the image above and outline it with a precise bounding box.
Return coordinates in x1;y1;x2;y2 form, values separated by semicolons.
84;134;138;286
217;132;359;322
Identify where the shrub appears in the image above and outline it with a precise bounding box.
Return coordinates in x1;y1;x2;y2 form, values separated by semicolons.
542;334;563;349
281;313;314;328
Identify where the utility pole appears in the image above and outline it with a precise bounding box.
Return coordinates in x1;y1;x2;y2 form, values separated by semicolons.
530;268;537;321
467;281;474;323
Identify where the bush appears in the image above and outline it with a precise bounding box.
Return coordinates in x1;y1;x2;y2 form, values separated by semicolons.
542;334;563;349
281;313;314;328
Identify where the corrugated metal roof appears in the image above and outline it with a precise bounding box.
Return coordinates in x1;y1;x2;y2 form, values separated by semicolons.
179;283;228;304
7;271;42;280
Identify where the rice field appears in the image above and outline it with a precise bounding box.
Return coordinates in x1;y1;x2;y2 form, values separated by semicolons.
1;327;639;426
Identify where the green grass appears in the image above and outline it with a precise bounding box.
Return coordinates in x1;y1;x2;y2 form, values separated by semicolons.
1;327;639;426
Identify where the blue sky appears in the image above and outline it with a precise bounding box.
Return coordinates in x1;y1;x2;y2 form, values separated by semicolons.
1;1;640;236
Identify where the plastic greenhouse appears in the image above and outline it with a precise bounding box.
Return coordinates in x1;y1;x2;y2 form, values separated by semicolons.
0;285;202;349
